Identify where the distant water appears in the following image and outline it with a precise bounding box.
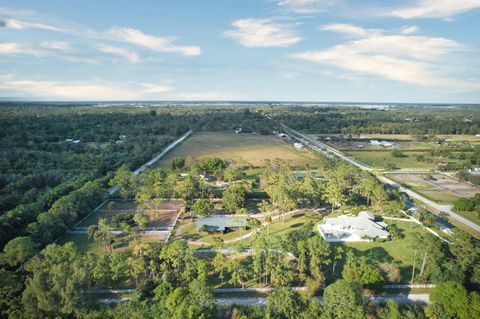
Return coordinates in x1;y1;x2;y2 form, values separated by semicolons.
0;100;479;109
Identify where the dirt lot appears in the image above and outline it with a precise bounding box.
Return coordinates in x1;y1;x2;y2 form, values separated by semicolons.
78;200;184;228
389;173;480;204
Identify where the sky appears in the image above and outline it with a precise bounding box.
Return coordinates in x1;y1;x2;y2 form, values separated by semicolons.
0;0;479;103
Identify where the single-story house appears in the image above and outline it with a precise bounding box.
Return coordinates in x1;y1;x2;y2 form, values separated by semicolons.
196;216;247;233
318;211;389;242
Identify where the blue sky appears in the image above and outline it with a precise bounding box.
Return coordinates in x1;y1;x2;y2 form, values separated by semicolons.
0;0;479;102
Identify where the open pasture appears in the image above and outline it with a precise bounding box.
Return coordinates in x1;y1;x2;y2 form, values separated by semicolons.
160;132;323;168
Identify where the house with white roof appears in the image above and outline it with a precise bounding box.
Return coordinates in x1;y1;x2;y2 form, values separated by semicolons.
318;211;389;242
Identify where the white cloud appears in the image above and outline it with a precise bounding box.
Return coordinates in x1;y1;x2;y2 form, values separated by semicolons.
224;19;301;48
0;78;175;100
175;92;243;100
0;42;43;56
277;0;339;14
0;17;63;31
96;44;139;63
293;24;479;91
320;24;381;37
39;41;71;50
388;0;480;19
106;27;201;56
400;25;419;34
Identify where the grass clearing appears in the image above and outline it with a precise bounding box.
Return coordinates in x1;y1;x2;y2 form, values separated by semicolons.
336;220;428;282
160;132;323;168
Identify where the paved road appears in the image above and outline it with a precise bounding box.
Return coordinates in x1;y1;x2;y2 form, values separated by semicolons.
280;123;480;234
216;293;430;306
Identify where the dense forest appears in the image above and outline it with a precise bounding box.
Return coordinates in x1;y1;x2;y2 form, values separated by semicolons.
263;106;480;135
0;104;275;249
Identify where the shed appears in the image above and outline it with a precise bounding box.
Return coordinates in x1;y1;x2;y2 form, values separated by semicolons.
196;216;247;233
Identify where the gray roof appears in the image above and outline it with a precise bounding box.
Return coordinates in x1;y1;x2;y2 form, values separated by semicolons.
324;212;389;239
196;216;247;232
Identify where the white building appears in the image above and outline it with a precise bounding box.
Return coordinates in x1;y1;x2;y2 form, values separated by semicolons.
318;211;389;242
380;141;394;147
216;181;229;188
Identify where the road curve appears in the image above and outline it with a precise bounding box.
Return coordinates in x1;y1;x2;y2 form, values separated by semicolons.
279;123;480;234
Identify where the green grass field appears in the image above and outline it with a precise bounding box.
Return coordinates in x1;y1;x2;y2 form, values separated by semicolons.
338;221;427;282
345;151;436;169
160;132;323;168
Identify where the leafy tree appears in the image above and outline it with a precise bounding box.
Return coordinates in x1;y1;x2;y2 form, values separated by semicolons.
266;288;305;319
0;268;23;318
174;175;199;202
223;184;247;213
109;164;135;199
387;224;404;240
21;243;94;318
342;251;383;288
223;166;245;182
391;149;405;158
212;253;227;280
191;199;214;217
322;280;364;319
1;236;36;267
448;230;480;278
228;259;249;288
379;300;401;319
324;179;347;212
172;156;186;170
426;281;474;319
134;212;149;230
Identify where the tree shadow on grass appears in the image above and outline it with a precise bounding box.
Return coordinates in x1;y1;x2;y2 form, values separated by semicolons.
290;223;304;229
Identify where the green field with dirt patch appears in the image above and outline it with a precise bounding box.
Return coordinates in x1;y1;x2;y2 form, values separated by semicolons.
388;173;480;204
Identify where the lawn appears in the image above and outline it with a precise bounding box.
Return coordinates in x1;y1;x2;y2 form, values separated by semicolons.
160;132;323;168
176;212;317;249
345;151;436;170
336;220;428;282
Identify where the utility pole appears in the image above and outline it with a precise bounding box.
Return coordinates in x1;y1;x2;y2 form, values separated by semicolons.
411;249;417;284
419;250;428;278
